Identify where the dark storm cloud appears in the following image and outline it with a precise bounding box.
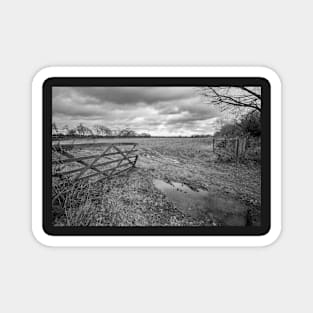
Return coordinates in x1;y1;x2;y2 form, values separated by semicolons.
70;87;196;105
52;86;221;136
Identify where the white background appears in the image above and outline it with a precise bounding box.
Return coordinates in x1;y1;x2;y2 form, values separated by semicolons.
0;0;310;312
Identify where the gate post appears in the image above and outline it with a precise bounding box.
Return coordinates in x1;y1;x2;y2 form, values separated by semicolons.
235;137;239;165
133;155;138;167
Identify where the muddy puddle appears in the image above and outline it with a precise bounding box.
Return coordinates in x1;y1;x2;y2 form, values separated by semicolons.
153;179;248;226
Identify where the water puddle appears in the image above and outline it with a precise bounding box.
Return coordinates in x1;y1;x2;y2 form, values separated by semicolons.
153;179;248;226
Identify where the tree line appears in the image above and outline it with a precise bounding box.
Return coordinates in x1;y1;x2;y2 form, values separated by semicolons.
214;111;261;138
52;123;151;138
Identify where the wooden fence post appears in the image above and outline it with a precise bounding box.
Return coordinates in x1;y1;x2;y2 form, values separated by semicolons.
235;137;239;165
242;137;247;156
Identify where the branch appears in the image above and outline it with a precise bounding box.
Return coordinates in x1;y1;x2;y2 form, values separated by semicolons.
239;87;261;100
215;99;261;112
209;87;261;112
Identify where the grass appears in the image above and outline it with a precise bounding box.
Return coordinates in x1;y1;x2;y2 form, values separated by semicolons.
52;137;261;226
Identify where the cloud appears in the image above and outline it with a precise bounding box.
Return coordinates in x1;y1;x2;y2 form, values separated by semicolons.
69;87;196;105
52;86;221;136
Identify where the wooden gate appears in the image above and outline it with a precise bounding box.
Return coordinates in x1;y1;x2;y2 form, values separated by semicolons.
212;137;247;163
52;142;138;182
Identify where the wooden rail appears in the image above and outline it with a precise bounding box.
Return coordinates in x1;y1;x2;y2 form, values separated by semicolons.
52;142;138;182
212;137;247;163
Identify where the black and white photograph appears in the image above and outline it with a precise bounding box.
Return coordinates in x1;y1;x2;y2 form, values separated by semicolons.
51;85;263;228
3;0;311;309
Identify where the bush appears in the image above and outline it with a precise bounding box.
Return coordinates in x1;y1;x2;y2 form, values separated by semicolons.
215;111;261;138
238;111;261;137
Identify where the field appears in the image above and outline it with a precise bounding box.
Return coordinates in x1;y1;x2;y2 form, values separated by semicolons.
52;137;261;227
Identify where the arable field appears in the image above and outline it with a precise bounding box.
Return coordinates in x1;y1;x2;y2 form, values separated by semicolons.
52;137;261;227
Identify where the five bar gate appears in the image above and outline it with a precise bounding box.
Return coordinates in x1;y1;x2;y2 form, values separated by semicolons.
52;142;138;182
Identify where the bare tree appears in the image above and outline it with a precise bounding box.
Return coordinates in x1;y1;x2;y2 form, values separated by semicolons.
103;126;112;136
119;128;137;137
76;123;85;136
52;122;58;134
94;125;102;136
63;125;69;134
95;125;112;136
85;126;93;136
76;123;93;136
199;87;261;117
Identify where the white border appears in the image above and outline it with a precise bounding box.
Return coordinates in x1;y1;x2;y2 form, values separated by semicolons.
32;66;281;247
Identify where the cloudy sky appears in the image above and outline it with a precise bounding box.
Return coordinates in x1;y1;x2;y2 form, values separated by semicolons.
52;87;222;136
